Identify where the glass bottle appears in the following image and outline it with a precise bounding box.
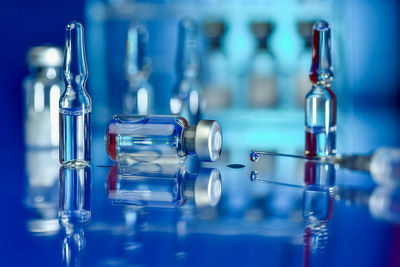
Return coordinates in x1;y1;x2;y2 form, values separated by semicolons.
123;24;154;115
106;163;222;208
248;22;278;108
202;21;232;110
295;21;314;107
170;18;202;125
59;165;91;267
305;20;336;157
59;21;92;166
23;46;64;148
105;115;222;164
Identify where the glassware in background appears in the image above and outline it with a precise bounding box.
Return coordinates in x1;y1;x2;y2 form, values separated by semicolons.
59;21;92;166
24;149;60;236
305;20;336;157
23;46;64;148
59;165;91;267
106;163;222;208
170;18;202;125
247;22;278;108
123;23;154;115
295;21;314;108
105;115;222;164
202;20;232;110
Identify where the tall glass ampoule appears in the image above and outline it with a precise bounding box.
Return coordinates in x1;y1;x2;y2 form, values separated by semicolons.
170;18;202;125
59;21;92;166
305;20;336;157
123;24;154;115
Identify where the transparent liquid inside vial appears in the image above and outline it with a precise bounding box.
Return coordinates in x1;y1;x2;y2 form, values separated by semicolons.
305;126;336;157
59;108;91;166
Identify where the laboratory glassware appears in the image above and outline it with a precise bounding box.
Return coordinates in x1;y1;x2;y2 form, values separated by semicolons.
106;163;222;208
305;20;336;157
105;115;222;164
248;22;278;108
202;21;232;110
58;165;91;267
295;21;314;107
170;18;202;124
123;24;154;115
23;46;64;148
59;21;92;166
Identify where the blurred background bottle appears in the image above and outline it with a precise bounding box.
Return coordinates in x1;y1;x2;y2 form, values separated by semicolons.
247;22;278;108
202;20;232;110
123;23;154;115
23;46;64;148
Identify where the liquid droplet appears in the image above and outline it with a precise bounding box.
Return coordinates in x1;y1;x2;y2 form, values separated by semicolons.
227;164;245;169
250;151;259;162
250;171;259;181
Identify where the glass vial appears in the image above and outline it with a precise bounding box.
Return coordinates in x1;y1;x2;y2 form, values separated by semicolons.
105;115;222;164
23;46;64;148
202;21;232;110
305;20;336;157
106;163;222;208
123;24;154;115
170;18;202;125
248;22;278;108
59;21;92;166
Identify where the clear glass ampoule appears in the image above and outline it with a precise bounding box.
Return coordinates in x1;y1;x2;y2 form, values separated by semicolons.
59;21;92;166
170;18;202;125
305;20;336;157
123;24;154;115
105;115;222;164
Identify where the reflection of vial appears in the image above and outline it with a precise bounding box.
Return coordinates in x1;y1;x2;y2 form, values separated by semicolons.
59;21;92;166
170;18;202;125
305;21;336;157
106;163;222;208
248;22;278;108
23;46;64;148
123;24;154;115
105;115;222;164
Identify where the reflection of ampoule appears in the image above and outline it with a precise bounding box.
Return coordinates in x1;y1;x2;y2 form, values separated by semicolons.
59;165;91;267
105;115;222;164
123;24;154;115
305;20;336;157
170;18;202;125
106;163;222;208
59;21;92;166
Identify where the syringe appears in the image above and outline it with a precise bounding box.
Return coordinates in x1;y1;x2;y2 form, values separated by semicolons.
250;147;400;186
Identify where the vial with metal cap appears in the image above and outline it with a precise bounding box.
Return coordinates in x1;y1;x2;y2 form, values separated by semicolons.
123;23;154;115
106;163;222;208
170;17;202;124
305;20;336;157
59;21;92;166
23;46;64;148
105;115;222;164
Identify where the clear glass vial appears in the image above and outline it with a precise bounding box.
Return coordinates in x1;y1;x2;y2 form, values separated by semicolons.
123;24;154;115
23;46;64;148
305;20;336;157
105;115;222;164
106;163;222;208
59;21;92;166
170;17;202;125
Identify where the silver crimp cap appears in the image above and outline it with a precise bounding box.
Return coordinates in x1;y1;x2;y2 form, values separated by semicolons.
194;120;222;161
194;168;222;207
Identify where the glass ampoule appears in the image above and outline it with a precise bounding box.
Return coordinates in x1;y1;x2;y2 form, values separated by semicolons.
105;115;222;164
305;20;336;157
123;24;154;115
59;21;92;166
170;18;202;125
106;163;222;208
248;22;278;108
23;46;64;148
